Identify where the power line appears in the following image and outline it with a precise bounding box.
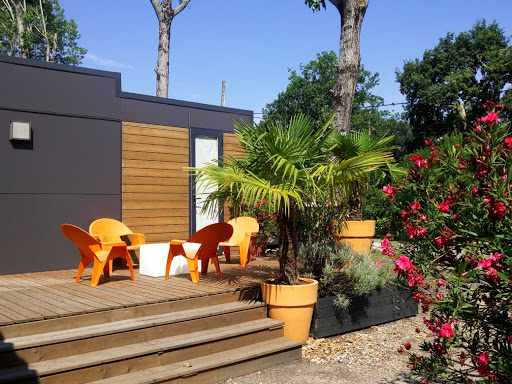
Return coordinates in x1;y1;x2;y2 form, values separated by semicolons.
253;102;407;115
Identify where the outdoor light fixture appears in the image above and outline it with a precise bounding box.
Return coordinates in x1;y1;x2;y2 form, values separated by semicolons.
10;121;31;141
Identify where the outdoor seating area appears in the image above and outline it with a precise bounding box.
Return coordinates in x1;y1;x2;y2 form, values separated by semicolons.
62;218;258;286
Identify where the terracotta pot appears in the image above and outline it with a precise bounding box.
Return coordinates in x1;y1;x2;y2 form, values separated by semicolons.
249;238;267;257
334;220;376;254
260;278;318;342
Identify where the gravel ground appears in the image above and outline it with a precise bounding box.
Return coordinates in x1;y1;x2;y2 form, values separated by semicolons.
220;313;431;384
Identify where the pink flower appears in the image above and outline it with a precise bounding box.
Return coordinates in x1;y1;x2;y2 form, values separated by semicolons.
438;323;454;338
418;227;427;236
380;238;395;257
375;261;382;270
477;353;491;376
437;279;446;287
382;184;394;199
394;255;415;273
508;335;512;343
505;137;512;148
489;201;507;220
483;196;494;204
424;140;432;146
438;203;450;213
436;292;442;300
403;342;411;350
420;215;427;222
411;202;422;210
480;112;499;125
435;236;451;247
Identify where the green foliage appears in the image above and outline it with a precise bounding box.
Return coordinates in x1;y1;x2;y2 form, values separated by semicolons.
0;0;86;65
386;103;512;382
396;19;512;152
193;114;393;284
262;51;412;146
239;198;278;243
298;241;396;308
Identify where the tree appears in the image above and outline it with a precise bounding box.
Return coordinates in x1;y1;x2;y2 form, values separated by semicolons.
150;0;190;98
305;0;370;134
194;114;392;285
0;0;86;65
263;51;413;158
396;20;512;151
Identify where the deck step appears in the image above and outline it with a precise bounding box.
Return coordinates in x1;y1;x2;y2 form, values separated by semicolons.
1;301;266;351
0;318;286;383
87;338;303;384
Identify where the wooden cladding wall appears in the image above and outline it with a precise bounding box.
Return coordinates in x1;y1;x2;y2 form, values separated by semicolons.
122;122;189;243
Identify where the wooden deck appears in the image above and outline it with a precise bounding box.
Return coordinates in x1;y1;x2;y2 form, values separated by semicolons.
0;256;279;326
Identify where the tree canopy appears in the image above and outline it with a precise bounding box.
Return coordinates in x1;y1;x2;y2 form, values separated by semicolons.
262;51;413;157
396;20;512;151
0;0;86;65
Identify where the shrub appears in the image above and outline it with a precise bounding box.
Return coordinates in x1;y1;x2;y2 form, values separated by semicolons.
298;241;396;308
384;102;512;383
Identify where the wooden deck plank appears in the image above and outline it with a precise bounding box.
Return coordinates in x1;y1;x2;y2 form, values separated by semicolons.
27;273;116;310
0;258;278;324
0;275;88;315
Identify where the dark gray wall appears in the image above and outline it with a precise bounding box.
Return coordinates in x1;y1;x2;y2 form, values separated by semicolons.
0;55;252;274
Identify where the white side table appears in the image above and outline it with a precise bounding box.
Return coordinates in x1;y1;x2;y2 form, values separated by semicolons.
139;243;201;277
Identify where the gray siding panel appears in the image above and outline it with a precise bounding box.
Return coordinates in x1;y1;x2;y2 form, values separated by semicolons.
0;194;120;274
0;61;120;119
189;109;251;132
120;98;189;128
0;111;120;194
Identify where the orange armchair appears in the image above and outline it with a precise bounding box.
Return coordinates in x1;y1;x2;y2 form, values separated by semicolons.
165;222;233;283
89;218;145;272
219;217;259;267
61;224;135;287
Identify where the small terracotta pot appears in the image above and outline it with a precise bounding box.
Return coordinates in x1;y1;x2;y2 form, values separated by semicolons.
249;238;267;257
260;278;318;342
333;220;376;254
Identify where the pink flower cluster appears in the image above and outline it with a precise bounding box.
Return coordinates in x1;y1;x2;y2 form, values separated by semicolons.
478;112;499;126
477;253;503;283
380;237;395;257
409;154;428;169
382;184;394;200
423;317;455;339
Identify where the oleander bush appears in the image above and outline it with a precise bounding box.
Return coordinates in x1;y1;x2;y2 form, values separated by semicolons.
383;102;512;383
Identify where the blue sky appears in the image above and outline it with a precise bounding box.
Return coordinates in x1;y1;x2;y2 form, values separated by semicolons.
59;0;512;117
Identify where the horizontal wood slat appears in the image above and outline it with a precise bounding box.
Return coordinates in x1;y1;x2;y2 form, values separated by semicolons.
122;151;188;163
122;167;188;177
128;224;189;236
122;121;190;243
123;134;188;147
145;232;189;243
122;208;188;219
123;201;189;210
123;143;188;156
122;194;188;203
123;216;188;227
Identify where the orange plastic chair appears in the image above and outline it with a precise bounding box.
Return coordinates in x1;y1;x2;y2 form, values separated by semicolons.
61;224;135;287
219;217;259;267
165;222;233;283
89;218;145;272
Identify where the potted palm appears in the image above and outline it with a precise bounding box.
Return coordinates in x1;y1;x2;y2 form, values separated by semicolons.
194;114;393;341
329;131;400;253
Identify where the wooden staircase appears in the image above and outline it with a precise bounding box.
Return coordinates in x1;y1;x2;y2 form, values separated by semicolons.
0;289;303;384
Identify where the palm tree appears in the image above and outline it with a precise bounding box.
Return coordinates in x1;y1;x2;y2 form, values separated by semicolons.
194;114;393;285
329;130;399;220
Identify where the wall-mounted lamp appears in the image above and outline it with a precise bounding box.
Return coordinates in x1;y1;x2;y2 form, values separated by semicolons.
10;121;31;141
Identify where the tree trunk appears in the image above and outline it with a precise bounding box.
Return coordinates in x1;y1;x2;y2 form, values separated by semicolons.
347;182;364;220
150;0;191;99
330;0;369;134
155;20;171;98
277;209;299;285
11;0;26;58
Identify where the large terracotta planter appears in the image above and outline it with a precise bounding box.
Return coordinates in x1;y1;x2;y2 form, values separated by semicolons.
334;220;376;254
260;278;318;342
